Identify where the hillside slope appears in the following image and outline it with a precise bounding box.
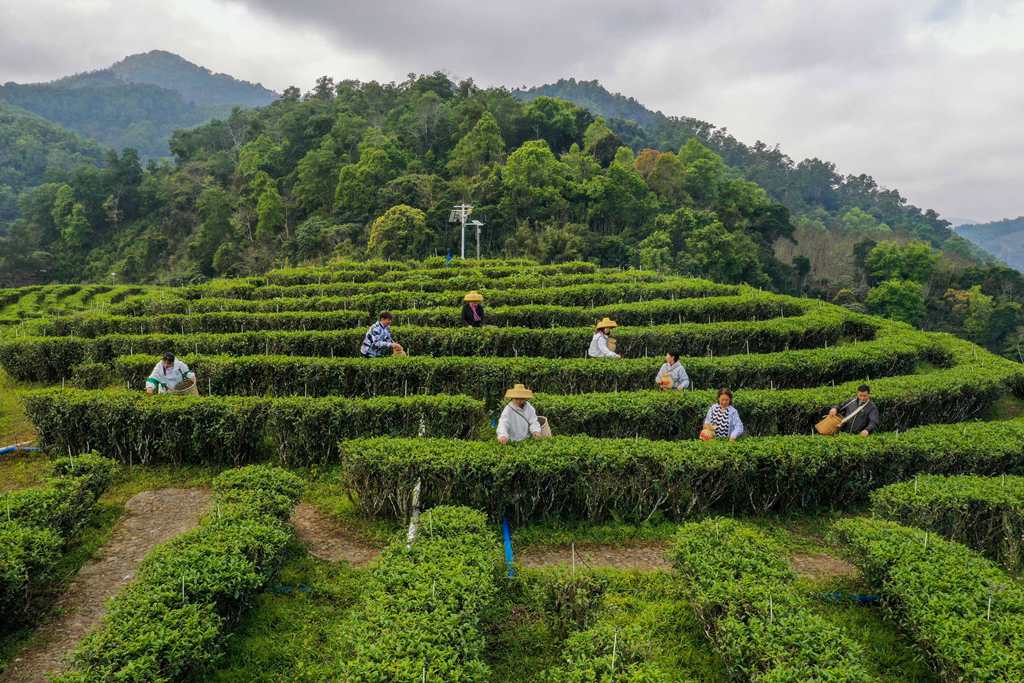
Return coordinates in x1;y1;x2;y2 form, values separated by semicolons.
957;217;1024;272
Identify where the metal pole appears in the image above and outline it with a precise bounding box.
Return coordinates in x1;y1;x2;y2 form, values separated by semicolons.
460;209;466;260
476;225;481;259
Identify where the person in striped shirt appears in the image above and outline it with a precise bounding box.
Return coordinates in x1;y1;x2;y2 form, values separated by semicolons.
360;311;404;357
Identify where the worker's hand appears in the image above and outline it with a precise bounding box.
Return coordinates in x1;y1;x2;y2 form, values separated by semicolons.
828;408;838;417
531;431;542;439
498;436;509;444
145;386;154;396
729;436;737;442
859;430;870;437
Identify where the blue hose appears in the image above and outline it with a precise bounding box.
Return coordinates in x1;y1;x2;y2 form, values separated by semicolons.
0;444;39;455
502;518;515;577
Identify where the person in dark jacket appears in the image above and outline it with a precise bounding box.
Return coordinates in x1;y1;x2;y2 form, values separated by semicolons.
828;384;880;436
462;291;485;327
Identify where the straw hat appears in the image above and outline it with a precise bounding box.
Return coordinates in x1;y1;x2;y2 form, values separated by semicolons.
463;290;484;303
594;317;618;330
504;383;534;400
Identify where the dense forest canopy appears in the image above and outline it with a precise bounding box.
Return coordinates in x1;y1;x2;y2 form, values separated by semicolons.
0;70;1020;358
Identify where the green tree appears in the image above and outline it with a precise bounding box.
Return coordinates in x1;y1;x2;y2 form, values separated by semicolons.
237;134;284;178
866;240;939;284
582;118;622;166
189;187;234;275
867;279;926;325
680;222;769;286
636;230;673;272
839;207;892;236
367;205;434;258
255;182;286;241
499;140;568;223
294;136;342;215
447;111;505;177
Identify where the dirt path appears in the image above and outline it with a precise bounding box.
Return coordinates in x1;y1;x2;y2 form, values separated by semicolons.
0;488;212;683
790;552;859;581
516;543;858;580
290;502;381;567
518;542;672;571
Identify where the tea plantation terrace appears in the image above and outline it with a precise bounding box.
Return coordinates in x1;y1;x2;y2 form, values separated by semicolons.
2;257;1023;680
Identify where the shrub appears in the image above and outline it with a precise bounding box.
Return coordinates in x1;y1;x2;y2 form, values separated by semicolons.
47;293;806;338
532;352;1013;439
111;330;934;404
69;361;114;389
0;307;869;382
56;465;303;682
24;389;485;466
339;418;1024;522
869;475;1024;571
327;506;498;681
672;518;874;681
0;453;116;624
834;517;1024;681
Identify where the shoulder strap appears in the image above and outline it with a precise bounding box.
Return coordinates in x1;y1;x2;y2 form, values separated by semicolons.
840;400;869;425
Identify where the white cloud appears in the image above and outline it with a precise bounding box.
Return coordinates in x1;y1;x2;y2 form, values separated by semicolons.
1;0;1022;222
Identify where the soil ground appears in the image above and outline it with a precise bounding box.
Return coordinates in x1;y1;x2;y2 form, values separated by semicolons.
290;502;381;567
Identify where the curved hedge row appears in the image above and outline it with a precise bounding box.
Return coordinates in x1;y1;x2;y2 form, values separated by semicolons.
0;308;868;382
262;260;598;285
55;466;303;683
834;517;1024;682
0;453;116;626
25;294;805;339
328;506;498;681
869;475;1024;571
24;389;485;466
110;332;936;403
533;363;1014;440
188;269;664;301
338;418;1024;522
672;518;875;682
37;294;809;338
109;278;741;316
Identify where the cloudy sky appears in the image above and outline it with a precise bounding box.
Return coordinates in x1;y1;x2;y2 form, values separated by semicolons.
2;0;1022;223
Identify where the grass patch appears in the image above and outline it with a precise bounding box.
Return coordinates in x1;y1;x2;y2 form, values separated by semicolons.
0;451;50;492
208;544;367;682
0;369;35;444
801;574;937;682
988;394;1024;420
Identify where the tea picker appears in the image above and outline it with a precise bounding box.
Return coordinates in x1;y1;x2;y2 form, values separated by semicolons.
589;318;621;358
145;352;198;395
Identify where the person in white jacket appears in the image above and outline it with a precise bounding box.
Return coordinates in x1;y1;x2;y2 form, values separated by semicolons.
588;317;621;358
145;352;195;395
497;384;543;444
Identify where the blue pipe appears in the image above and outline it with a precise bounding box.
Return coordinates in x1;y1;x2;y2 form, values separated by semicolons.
0;445;40;455
502;517;515;577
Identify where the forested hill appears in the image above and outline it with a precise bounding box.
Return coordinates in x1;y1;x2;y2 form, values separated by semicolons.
0;103;106;207
0;51;277;158
515;79;965;254
1;71;1021;357
957;217;1024;271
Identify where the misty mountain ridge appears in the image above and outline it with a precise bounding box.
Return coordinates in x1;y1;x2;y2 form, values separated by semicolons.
956;217;1024;272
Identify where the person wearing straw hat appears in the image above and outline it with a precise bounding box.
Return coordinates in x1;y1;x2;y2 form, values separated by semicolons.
497;383;543;444
462;291;485;327
588;317;621;358
145;352;196;395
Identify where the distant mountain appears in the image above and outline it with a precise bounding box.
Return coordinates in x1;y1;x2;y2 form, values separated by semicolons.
957;217;1024;271
0;51;277;158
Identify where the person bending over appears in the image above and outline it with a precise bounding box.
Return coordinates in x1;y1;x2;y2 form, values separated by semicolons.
145;352;195;395
497;384;543;444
